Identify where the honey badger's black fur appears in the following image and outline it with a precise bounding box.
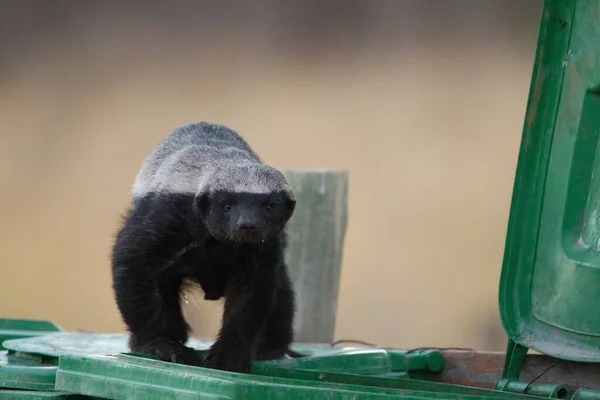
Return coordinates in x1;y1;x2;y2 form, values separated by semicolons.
111;122;298;373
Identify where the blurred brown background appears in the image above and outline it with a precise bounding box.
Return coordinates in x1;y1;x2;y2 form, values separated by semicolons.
0;0;542;351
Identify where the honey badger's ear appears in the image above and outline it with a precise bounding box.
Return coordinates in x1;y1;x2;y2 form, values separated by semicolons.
284;185;296;202
283;184;296;217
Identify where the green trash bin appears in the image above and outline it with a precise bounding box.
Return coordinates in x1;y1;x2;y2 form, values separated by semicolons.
2;330;541;400
498;0;600;391
54;352;552;400
0;318;97;399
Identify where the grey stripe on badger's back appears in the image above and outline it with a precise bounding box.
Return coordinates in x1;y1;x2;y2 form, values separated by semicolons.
131;122;290;199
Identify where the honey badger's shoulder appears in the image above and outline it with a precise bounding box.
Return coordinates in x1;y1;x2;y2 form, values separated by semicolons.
131;122;262;199
148;122;260;165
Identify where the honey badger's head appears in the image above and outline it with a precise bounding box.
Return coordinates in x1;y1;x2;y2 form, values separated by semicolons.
194;164;296;244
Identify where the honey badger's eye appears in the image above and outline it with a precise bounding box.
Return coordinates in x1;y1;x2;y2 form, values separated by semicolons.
264;204;273;212
223;203;232;212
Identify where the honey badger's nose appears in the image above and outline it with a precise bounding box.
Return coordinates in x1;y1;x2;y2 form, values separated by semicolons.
236;216;258;232
238;222;257;232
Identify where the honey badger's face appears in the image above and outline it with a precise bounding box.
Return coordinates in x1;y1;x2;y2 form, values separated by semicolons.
196;189;296;244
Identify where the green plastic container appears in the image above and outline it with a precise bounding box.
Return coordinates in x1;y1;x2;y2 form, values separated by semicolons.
499;0;600;388
55;353;548;400
0;331;541;400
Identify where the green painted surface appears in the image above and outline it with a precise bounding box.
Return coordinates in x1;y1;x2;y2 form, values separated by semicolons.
0;331;334;395
496;379;572;399
3;332;464;398
0;390;91;399
0;320;64;392
2;332;329;360
2;333;212;359
500;0;600;362
0;319;62;351
254;356;540;399
254;348;444;374
0;351;57;391
54;354;543;400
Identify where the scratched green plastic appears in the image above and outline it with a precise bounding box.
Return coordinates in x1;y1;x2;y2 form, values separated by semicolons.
54;353;546;400
252;350;546;399
0;319;64;391
499;0;600;362
8;333;479;399
0;390;91;399
496;379;572;399
255;347;444;374
125;347;449;388
0;319;62;350
0;351;57;391
1;332;331;361
0;332;207;392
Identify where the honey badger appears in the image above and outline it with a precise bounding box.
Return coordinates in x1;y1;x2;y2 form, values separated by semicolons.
111;122;298;373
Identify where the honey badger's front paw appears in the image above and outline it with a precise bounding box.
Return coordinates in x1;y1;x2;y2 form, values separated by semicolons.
204;339;253;373
131;337;202;366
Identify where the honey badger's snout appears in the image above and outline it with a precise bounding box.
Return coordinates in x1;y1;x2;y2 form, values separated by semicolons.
234;211;262;239
236;215;258;232
237;220;258;233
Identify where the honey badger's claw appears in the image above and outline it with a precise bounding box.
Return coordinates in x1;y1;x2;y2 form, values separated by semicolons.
134;338;202;367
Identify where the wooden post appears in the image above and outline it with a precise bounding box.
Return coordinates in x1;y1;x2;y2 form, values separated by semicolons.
282;169;349;343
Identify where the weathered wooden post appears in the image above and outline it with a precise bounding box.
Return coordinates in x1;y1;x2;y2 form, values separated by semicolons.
282;169;349;343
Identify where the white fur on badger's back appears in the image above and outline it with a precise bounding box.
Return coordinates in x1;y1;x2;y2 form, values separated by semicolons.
131;122;289;200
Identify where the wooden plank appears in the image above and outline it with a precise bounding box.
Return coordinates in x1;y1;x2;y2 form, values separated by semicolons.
283;169;349;343
419;349;600;391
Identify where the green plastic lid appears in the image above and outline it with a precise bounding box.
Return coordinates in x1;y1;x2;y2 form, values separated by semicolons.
2;333;213;359
499;0;600;362
1;332;333;362
0;350;58;391
0;319;65;391
0;390;90;399
8;332;470;399
0;319;62;350
54;353;541;400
